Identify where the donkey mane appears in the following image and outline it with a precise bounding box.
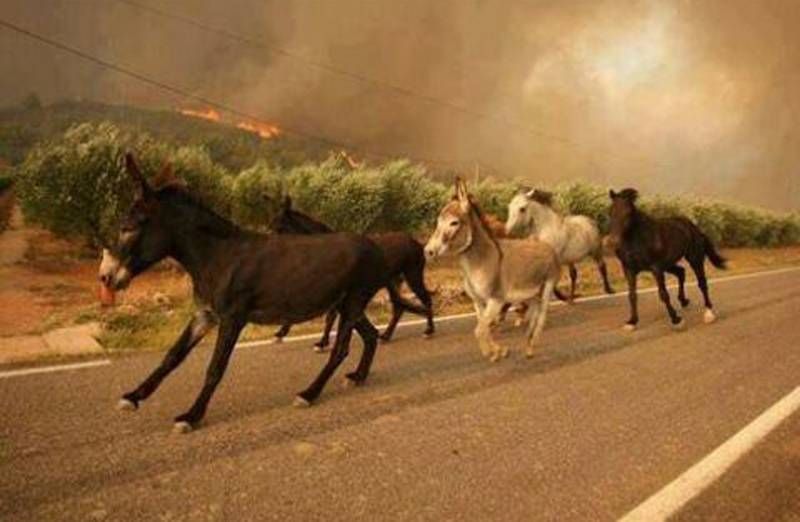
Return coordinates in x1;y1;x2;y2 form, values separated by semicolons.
157;186;243;238
286;207;333;234
467;196;503;252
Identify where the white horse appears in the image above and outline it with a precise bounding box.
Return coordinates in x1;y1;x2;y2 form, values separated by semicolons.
425;179;560;361
505;188;614;302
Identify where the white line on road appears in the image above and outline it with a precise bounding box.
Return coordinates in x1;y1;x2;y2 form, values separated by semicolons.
0;359;111;380
620;386;800;521
2;265;799;378
238;265;800;349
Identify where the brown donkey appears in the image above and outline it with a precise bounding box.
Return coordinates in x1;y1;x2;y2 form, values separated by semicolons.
99;154;398;433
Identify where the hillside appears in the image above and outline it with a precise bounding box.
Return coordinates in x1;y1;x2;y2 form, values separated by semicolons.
0;99;330;171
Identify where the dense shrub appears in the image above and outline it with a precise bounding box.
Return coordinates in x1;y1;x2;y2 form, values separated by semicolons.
230;161;284;229
13;121;800;249
14;122;233;246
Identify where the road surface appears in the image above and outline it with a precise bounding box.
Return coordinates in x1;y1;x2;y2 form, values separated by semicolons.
1;268;799;521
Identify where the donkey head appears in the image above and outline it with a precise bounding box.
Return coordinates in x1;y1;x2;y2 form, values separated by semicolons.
505;187;553;235
425;177;473;259
98;153;175;290
606;188;639;250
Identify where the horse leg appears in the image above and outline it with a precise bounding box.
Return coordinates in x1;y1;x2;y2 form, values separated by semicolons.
403;263;435;337
623;267;639;331
524;278;555;358
273;322;291;343
173;316;245;432
379;299;403;342
689;256;716;323
296;305;358;405
595;253;614;294
568;264;578;303
654;268;684;329
345;315;380;384
665;265;690;308
314;309;338;352
118;309;215;411
474;299;507;362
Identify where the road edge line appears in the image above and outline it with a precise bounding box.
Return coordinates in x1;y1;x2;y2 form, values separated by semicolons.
0;359;112;380
619;386;800;521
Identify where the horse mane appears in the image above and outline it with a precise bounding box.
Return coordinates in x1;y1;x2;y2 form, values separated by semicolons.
530;189;554;207
157;186;243;238
618;188;639;203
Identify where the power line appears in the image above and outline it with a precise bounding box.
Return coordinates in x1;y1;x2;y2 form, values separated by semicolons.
0;17;475;169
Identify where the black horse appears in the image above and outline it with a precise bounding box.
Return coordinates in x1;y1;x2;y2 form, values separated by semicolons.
99;154;400;432
270;196;435;348
605;188;727;330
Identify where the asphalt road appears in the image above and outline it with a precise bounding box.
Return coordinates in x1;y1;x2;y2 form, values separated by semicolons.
1;268;799;521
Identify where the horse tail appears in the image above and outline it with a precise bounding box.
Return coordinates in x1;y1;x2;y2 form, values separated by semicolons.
702;234;727;269
386;281;429;316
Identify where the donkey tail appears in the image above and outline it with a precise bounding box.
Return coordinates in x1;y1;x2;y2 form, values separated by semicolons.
703;234;727;269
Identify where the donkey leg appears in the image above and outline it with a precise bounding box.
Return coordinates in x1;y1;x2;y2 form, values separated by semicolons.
525;279;555;358
346;315;380;384
173;317;244;432
689;257;716;323
404;265;435;337
273;322;291;343
666;265;690;307
119;309;215;411
474;299;506;362
623;267;639;331
653;268;684;329
297;312;356;405
314;309;338;352
568;264;578;303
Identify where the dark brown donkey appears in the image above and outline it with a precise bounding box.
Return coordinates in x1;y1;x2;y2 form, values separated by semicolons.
99;154;398;433
605;188;727;331
270;196;435;348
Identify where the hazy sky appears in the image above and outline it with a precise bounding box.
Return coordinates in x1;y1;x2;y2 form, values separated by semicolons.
1;0;798;209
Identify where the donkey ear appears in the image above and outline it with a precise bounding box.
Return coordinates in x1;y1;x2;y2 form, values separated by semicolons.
125;153;152;200
152;161;182;190
282;195;292;210
609;189;617;199
454;177;470;210
525;188;536;199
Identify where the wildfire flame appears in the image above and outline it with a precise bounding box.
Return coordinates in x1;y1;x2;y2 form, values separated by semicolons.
177;107;280;140
236;121;281;139
178;107;221;122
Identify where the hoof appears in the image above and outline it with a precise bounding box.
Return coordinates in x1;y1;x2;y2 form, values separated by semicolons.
379;337;391;344
672;318;687;331
524;350;535;359
293;395;312;408
500;347;510;359
489;354;500;363
680;299;691;309
273;336;284;344
513;318;524;328
704;308;717;324
116;398;137;412
622;323;637;332
422;332;434;339
172;421;193;434
313;345;327;354
343;375;363;388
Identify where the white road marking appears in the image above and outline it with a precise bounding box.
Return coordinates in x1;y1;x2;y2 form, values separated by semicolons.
0;359;111;380
2;265;799;377
620;386;800;521
239;265;800;349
